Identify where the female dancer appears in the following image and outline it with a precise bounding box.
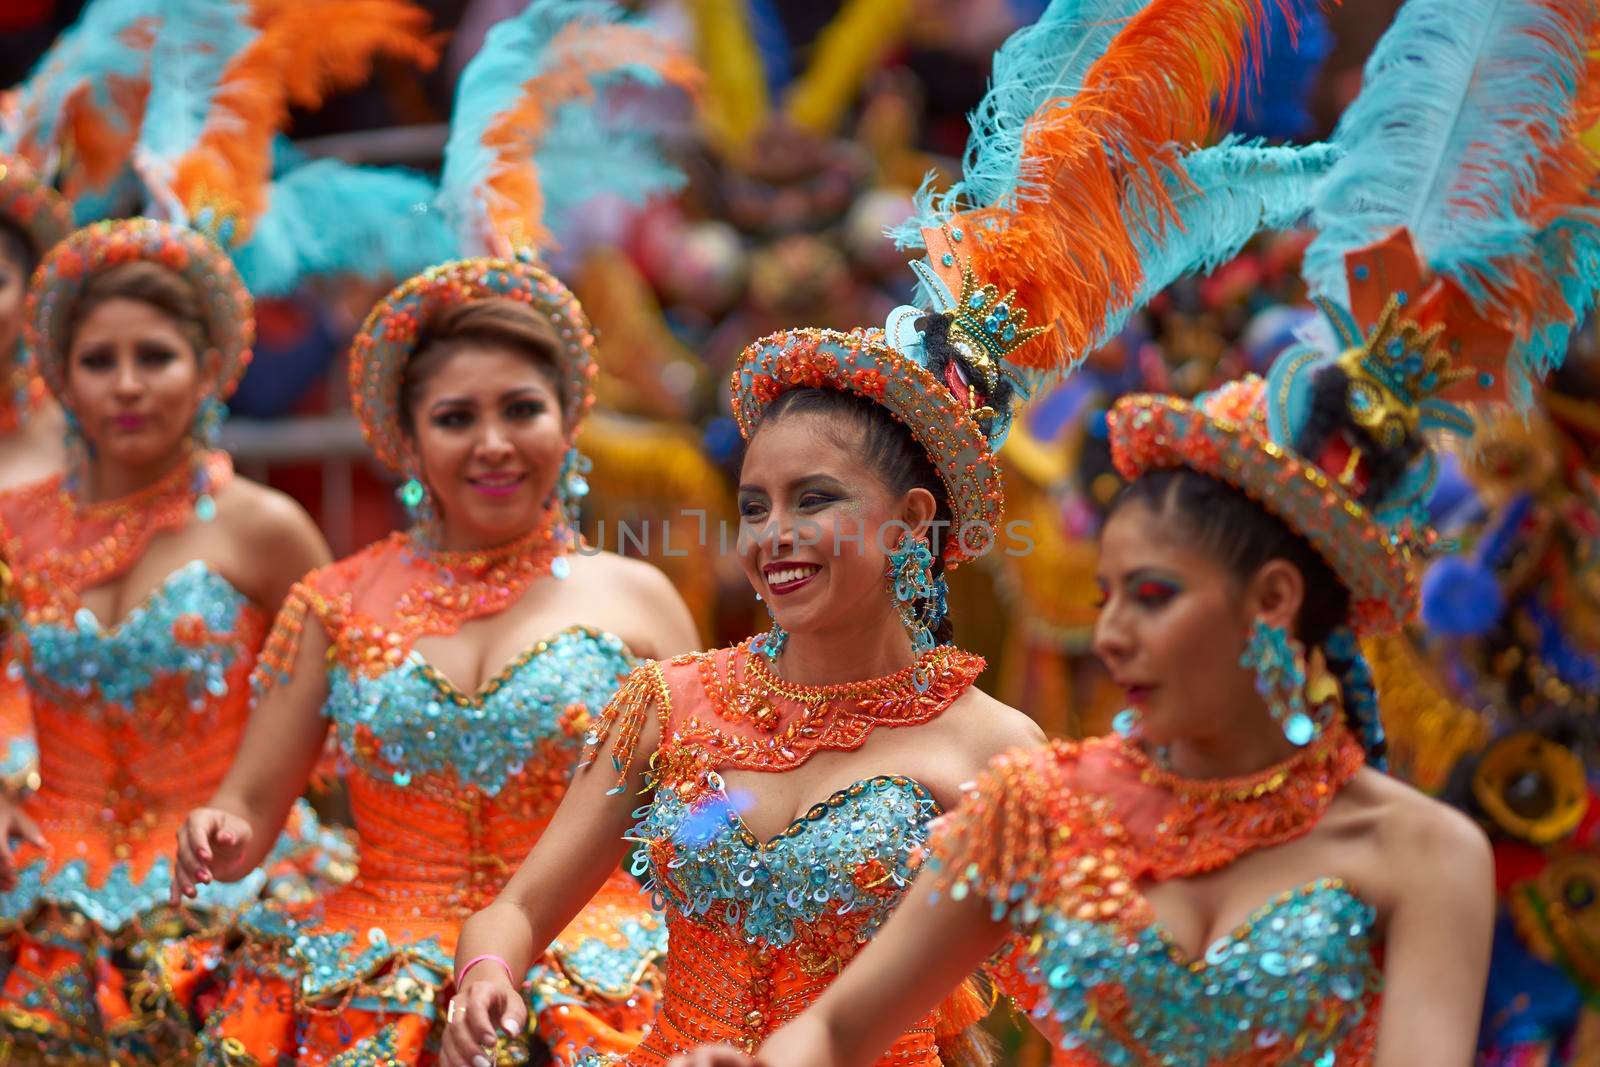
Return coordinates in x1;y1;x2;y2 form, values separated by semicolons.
0;156;72;800
173;257;697;1066
0;218;341;1062
170;3;702;1062
661;0;1600;1058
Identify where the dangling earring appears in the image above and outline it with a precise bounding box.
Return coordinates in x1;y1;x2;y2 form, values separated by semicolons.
397;470;439;551
556;446;592;530
886;535;947;656
61;406;92;496
1112;708;1141;738
1240;618;1319;746
752;592;787;660
190;396;227;521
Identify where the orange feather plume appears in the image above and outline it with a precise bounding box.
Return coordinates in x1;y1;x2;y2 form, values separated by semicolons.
1486;1;1600;336
959;0;1288;371
169;0;439;243
473;22;700;254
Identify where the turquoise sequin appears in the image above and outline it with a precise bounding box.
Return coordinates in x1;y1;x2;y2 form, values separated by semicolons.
325;626;634;795
1024;879;1380;1064
235;626;663;1003
630;774;939;947
21;561;243;710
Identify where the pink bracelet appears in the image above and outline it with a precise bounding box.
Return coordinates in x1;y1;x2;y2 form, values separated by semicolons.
455;954;516;988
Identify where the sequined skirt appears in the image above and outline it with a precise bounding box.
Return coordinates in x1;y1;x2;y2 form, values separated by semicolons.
0;801;351;1064
200;868;666;1066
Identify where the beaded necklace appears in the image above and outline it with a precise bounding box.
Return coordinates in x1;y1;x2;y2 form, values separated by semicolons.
932;717;1365;931
688;638;985;773
0;450;231;623
1118;719;1366;881
256;507;578;685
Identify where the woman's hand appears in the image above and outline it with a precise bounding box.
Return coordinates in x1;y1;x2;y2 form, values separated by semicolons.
441;969;527;1067
666;1046;763;1067
0;794;44;890
171;807;255;903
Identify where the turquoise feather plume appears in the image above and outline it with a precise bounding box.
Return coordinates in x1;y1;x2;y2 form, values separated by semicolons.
1089;137;1341;351
1304;0;1595;314
134;0;258;207
438;0;687;255
0;0;164;178
890;0;1148;250
538;101;688;232
232;159;458;297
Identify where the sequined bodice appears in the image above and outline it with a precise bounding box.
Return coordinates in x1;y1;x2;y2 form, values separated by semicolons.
17;561;255;714
312;627;634;924
1;561;270;923
326;625;633;797
634;774;937;947
626;775;946;1062
1024;878;1380;1065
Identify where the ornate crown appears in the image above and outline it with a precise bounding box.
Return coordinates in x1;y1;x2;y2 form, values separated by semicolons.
1334;295;1473;450
941;263;1049;391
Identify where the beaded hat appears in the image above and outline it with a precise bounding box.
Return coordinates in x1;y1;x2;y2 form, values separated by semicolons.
25;217;255;401
730;224;1038;567
0;156;72;268
1107;229;1513;637
351;257;598;472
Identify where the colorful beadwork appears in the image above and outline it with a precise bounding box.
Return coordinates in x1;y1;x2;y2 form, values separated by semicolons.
26;218;255;402
582;639;985;798
212;525;666;1066
349;256;598;474
581;648;987;1063
926;721;1378;1065
729;327;1006;567
0;468;350;1062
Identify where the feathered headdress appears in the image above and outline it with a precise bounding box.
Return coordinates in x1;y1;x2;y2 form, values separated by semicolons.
0;0;163;199
1111;0;1600;637
352;0;698;473
134;0;441;248
731;0;1308;569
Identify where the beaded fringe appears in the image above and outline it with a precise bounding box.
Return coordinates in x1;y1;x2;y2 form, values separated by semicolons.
249;585;313;701
581;661;670;794
927;741;1133;927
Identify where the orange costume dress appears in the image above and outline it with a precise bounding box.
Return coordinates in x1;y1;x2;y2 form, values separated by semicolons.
0;454;347;1063
928;720;1382;1065
581;638;995;1065
203;518;666;1066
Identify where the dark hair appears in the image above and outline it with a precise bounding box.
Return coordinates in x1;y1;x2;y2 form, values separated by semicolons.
68;261;209;357
1107;467;1384;760
1296;366;1420;507
749;387;956;644
0;220;36;277
399;299;565;434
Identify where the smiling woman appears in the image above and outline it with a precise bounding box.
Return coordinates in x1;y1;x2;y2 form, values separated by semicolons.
0;218;342;1064
174;259;700;1067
